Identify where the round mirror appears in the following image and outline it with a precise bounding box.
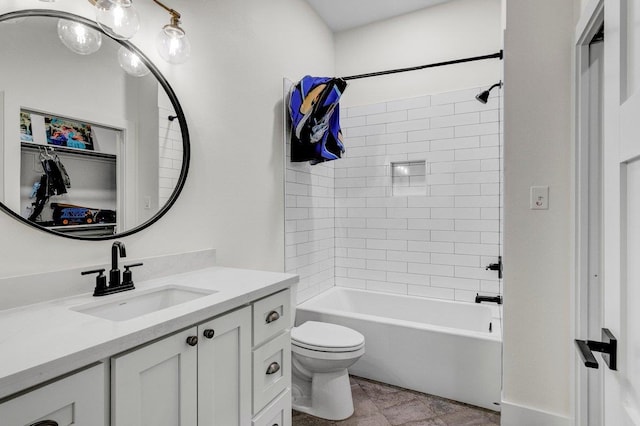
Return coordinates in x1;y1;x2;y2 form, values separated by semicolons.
0;10;190;240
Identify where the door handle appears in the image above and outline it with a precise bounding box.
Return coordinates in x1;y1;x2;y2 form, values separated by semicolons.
575;328;617;370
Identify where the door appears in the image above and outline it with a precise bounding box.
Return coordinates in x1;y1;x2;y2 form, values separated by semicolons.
198;306;252;426
111;327;198;426
601;0;640;423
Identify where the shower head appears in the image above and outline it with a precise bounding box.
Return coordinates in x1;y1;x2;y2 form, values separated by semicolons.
476;81;503;104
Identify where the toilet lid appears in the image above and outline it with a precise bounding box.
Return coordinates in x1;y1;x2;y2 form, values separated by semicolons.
291;321;364;351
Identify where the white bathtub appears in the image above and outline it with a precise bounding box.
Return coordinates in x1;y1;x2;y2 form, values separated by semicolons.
295;287;502;411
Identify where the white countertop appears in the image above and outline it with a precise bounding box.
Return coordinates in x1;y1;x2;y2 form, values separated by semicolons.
0;266;298;400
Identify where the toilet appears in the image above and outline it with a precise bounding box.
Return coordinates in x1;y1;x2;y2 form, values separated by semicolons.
290;320;365;420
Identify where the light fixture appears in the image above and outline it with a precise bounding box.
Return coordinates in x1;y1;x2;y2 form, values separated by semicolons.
57;19;103;55
153;0;191;64
91;0;140;40
88;0;190;64
118;46;151;77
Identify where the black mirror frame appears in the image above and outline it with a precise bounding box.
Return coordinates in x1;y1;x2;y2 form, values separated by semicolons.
0;9;190;241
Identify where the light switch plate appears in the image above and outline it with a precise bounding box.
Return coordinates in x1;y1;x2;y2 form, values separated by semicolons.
530;186;549;210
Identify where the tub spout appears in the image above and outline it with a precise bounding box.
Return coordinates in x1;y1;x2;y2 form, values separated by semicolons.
475;294;503;304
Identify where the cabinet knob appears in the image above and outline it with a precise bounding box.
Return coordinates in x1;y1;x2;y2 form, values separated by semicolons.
30;422;59;426
266;310;280;324
266;362;281;375
186;336;198;346
203;329;215;339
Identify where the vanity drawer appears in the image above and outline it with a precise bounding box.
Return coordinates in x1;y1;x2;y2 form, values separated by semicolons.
252;389;291;426
252;332;291;415
0;363;106;426
253;289;290;346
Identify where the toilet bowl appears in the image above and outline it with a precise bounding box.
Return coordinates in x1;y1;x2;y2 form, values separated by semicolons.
290;320;365;420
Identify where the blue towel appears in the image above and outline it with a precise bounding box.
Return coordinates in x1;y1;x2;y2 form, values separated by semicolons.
289;75;347;164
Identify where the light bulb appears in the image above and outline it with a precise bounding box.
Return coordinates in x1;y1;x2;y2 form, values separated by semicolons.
95;0;140;40
156;25;191;64
118;46;150;77
57;19;102;55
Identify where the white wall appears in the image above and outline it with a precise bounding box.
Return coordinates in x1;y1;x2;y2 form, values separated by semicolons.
502;0;575;423
335;0;503;107
0;0;333;305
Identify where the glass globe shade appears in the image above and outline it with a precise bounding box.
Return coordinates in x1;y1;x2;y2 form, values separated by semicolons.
95;0;140;40
118;46;150;77
156;26;191;64
57;19;102;55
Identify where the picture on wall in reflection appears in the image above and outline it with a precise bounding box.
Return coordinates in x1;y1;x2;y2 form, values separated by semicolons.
44;115;95;150
19;111;33;142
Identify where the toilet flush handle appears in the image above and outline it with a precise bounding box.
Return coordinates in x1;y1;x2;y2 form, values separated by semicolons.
266;310;280;324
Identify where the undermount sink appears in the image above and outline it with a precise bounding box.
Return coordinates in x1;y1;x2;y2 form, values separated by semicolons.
71;285;217;321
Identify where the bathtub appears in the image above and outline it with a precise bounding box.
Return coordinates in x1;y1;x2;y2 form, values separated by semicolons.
294;287;502;411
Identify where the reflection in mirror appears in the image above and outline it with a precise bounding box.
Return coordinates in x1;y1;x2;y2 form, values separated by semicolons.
0;11;189;239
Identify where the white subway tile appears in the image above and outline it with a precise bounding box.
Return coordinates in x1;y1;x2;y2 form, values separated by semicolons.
408;285;454;300
346;145;386;158
348;207;386;218
345;136;366;147
408;127;455;142
431;136;479;151
480;280;501;293
455;196;499;208
336;257;365;269
455;243;500;256
425;150;456;163
367;110;408;125
430;184;481;197
348;186;387;198
342;116;367;128
455;147;500;161
367;197;408;208
366;280;408;295
348;103;387;117
431;160;481;174
426;174;454;185
481;208;500;220
455;266;497;280
455;122;500;138
408;262;455;276
346;124;387;138
431;276;479;291
335;218;366;228
386;229;430;241
455;219;499;232
455;97;500;113
408;196;455;208
387;271;429;285
480;134;500;147
367;239;408;251
480;110;499;123
481;159;500;171
336;197;366;208
454;289;478;303
408;218;455;230
348;228;387;239
366;132;407;146
431;113;480;129
387;96;430;111
387;250;430;263
335;156;367;168
366;259;407;273
335;277;366;289
431;253;480;267
455;171;500;184
407;241;455;253
348;268;386;281
335;237;366;249
387;118;430;133
367;177;388;187
481;232;500;244
408;104;454;119
431;231;481;243
431;207;480;219
481;183;500;195
367;218;408;229
387;207;430;219
387;141;431;155
348;248;387;260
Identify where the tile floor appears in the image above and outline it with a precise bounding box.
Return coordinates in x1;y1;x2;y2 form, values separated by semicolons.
292;376;500;426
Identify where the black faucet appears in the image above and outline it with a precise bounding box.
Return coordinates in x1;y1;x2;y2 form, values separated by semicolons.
110;241;127;287
475;293;503;304
81;241;142;296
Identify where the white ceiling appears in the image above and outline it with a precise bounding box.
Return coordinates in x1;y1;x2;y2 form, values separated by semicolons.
304;0;450;32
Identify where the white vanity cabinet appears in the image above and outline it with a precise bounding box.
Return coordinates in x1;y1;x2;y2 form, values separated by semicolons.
251;289;292;426
112;306;252;426
0;363;107;426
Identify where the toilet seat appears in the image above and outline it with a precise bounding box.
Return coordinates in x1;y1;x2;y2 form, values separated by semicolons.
292;321;365;353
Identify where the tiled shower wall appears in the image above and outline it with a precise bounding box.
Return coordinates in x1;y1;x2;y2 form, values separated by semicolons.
285;86;502;303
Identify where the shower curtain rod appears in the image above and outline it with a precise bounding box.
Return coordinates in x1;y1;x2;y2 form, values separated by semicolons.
341;50;503;81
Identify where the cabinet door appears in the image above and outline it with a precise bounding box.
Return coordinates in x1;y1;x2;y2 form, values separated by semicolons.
0;363;106;426
112;327;198;426
198;306;252;426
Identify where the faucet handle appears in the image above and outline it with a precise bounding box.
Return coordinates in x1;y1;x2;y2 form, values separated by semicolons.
81;268;107;296
122;262;143;287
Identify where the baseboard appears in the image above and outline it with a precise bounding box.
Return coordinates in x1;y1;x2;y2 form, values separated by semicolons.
501;400;572;426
